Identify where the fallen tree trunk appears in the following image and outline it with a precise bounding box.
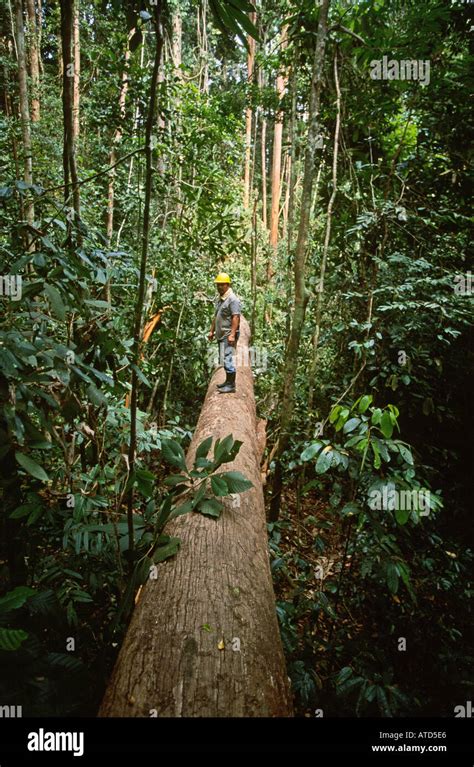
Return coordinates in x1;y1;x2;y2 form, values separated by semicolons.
100;317;293;717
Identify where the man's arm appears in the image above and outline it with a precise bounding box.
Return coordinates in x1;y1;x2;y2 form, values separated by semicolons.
208;316;216;341
227;314;240;345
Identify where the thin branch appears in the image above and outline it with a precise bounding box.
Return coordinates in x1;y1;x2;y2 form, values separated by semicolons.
39;147;145;195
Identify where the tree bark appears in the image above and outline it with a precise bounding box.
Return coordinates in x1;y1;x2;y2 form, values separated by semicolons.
268;25;287;271
270;0;330;521
72;0;80;139
125;3;164;554
60;0;80;225
106;35;132;246
243;11;256;208
258;24;268;229
25;0;40;121
308;50;342;412
100;318;293;717
171;7;182;75
251;195;258;338
197;0;208;94
13;0;35;247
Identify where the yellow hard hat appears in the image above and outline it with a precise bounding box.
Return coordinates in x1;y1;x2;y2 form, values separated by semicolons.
214;272;231;284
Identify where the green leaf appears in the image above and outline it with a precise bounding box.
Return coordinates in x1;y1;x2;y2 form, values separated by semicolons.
131;364;151;388
191;481;208;509
0;586;35;612
153;537;180;563
211;475;229;496
162;439;187;471
343;417;361;434
358;395;372;413
380;411;394;439
15;452;49;482
9;503;35;519
395;507;411;525
397;443;414;465
337;666;353;684
315;447;334;474
341;502;360;517
213;434;241;464
194;457;213;469
87;384;107;407
196;497;223;518
44;284;66;320
329;406;341;424
300;442;323;461
134;467;155;497
372;440;381;469
227;3;261;41
47;652;84;673
386;563;399;594
155;494;174;528
195;436;213;461
169;499;194;520
371;408;382;425
218;471;253;493
0;627;28;651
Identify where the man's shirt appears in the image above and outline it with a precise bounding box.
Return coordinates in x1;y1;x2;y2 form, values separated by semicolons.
214;289;242;341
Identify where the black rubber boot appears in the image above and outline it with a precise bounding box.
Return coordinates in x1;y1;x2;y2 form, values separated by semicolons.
217;371;231;390
218;371;236;393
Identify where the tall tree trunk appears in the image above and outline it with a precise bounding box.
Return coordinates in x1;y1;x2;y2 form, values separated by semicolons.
284;60;298;341
243;11;256;208
72;0;80;139
104;33;132;303
282;150;291;240
106;37;132;246
250;196;258;338
25;0;40;121
3;40;22;200
60;0;80;226
37;0;43;74
125;2;164;555
270;0;330;521
197;0;208;94
13;0;34;248
171;6;182;74
308;50;342;412
126;37;146;194
100;319;293;717
258;24;268;229
267;24;287;275
260;108;267;228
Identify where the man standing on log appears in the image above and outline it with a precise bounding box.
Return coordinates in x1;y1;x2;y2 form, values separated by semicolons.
208;272;241;394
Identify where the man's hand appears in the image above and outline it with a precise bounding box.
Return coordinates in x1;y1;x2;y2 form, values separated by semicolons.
208;329;215;341
227;334;235;346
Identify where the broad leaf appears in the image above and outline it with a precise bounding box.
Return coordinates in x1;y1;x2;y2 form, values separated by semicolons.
0;627;28;651
218;471;253;493
380;411;394;439
211;475;229;496
0;586;35;612
15;452;49;482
